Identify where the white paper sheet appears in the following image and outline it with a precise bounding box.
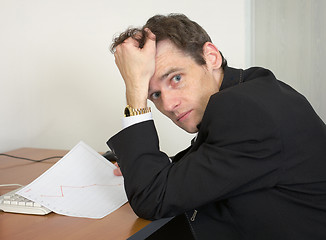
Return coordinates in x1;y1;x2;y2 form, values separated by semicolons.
17;141;128;219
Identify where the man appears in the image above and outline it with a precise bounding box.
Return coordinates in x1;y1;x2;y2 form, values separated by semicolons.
107;14;326;239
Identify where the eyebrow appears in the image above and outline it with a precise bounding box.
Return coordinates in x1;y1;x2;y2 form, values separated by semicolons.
148;67;184;98
160;67;183;80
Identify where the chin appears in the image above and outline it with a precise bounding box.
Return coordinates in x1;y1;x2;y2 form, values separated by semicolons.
179;125;198;134
173;119;199;133
187;129;199;134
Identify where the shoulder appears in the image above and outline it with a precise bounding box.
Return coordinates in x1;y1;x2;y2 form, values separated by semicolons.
209;66;282;113
200;77;282;145
205;87;276;130
242;66;277;81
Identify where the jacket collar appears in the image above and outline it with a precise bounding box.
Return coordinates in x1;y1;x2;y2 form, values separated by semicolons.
196;66;243;131
219;66;244;91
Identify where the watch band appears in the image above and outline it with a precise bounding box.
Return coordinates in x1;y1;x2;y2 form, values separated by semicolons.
124;105;151;117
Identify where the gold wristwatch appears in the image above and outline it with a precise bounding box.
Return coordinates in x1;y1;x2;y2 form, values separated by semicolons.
124;105;151;117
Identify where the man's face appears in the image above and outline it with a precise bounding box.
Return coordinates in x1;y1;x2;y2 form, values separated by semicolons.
148;40;221;133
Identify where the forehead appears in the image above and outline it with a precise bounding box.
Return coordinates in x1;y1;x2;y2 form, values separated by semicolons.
154;40;193;76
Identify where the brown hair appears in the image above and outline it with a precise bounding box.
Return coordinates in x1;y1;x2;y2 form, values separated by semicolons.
110;13;227;68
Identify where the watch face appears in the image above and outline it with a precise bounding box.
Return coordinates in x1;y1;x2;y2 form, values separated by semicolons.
124;107;131;117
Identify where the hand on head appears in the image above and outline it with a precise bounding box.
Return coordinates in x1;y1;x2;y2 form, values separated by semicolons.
114;28;156;108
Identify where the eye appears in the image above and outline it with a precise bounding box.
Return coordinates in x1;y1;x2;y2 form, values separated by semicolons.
172;74;182;84
151;91;161;100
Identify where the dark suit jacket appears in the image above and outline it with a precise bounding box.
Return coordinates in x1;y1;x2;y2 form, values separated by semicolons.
108;66;326;240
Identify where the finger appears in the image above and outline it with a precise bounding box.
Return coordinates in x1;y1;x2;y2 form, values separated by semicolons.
114;167;123;176
144;28;156;41
113;162;122;176
133;30;143;40
142;28;156;51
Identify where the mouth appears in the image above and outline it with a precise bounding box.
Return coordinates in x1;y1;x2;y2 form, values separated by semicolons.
176;110;192;122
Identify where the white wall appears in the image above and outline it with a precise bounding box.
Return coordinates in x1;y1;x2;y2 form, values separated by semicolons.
0;0;251;155
252;0;326;122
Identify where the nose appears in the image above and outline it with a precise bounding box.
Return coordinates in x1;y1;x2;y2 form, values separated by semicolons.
161;91;180;113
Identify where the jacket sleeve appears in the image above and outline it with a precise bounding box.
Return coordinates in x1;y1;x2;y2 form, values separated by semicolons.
107;89;283;220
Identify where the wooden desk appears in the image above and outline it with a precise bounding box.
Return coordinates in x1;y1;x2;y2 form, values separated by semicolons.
0;148;151;240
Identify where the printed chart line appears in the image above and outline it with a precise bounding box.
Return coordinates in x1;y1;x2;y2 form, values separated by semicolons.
38;183;123;198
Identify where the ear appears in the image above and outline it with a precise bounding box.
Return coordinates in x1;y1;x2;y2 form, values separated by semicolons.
202;42;222;70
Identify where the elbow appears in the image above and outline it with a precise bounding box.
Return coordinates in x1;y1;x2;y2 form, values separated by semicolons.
129;195;175;220
130;199;163;220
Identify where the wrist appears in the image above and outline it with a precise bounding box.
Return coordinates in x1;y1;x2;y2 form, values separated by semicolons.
124;105;151;117
126;89;148;109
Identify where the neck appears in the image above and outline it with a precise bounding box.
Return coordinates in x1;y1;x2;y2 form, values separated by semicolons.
215;68;224;91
